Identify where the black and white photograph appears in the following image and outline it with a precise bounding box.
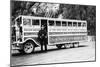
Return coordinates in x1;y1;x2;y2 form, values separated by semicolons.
10;0;96;66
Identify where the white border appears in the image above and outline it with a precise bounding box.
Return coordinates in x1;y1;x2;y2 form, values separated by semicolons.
0;0;97;67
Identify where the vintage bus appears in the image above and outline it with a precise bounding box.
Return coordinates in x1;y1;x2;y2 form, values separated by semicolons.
11;15;87;54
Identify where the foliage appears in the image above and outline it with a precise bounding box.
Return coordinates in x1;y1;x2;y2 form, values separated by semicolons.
11;1;96;35
59;4;96;35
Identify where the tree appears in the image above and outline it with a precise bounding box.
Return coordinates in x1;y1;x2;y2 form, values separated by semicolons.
11;1;96;35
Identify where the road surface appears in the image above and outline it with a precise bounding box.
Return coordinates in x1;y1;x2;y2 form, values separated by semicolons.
11;41;95;66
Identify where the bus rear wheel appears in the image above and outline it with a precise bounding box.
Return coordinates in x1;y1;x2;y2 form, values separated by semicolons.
23;41;35;54
64;43;71;48
73;42;79;48
56;45;62;49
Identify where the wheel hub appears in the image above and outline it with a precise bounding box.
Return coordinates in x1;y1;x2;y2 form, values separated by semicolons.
24;43;34;53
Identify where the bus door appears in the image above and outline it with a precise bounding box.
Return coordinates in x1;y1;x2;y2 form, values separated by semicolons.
41;19;48;44
41;19;48;31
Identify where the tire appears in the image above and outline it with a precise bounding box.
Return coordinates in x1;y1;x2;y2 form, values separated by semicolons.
73;42;79;48
56;45;62;49
64;43;71;49
70;43;74;48
23;41;35;54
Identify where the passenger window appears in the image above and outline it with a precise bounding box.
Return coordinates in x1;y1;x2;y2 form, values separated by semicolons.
73;22;77;27
56;21;61;26
68;22;72;26
49;20;54;26
32;19;39;25
23;18;31;26
82;22;86;27
62;21;67;26
78;22;81;27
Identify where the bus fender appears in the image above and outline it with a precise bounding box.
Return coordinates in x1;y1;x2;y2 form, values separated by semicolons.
24;38;41;47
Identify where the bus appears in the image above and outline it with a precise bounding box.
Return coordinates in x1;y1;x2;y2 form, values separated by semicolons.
11;15;87;54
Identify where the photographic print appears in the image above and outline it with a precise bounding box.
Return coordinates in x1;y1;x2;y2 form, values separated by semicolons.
10;0;96;66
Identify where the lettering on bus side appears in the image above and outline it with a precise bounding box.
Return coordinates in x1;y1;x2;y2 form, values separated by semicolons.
49;32;87;35
24;28;40;31
24;32;38;36
49;35;86;44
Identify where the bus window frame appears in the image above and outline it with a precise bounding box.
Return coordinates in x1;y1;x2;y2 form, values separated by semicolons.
78;22;82;27
62;21;67;26
55;21;61;26
73;22;77;27
82;22;86;27
68;21;72;27
23;18;32;26
48;20;55;26
41;19;48;26
32;19;40;26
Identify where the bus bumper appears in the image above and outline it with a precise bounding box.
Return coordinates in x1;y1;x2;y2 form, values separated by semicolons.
12;42;23;50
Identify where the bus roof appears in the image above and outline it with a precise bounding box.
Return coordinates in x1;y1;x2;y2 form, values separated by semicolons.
17;15;87;23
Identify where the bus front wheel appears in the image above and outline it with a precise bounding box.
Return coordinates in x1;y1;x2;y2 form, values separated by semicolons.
23;41;35;54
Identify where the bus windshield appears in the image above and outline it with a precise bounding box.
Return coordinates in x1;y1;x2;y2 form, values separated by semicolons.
23;18;31;26
16;17;22;26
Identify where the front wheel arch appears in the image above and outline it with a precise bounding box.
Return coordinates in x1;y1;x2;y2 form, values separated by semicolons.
24;39;37;47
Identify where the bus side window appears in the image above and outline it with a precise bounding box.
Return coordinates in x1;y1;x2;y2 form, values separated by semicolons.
62;21;67;26
73;22;77;27
32;19;39;25
49;20;54;26
68;22;72;27
82;22;86;27
23;18;31;26
56;21;61;26
78;22;81;27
